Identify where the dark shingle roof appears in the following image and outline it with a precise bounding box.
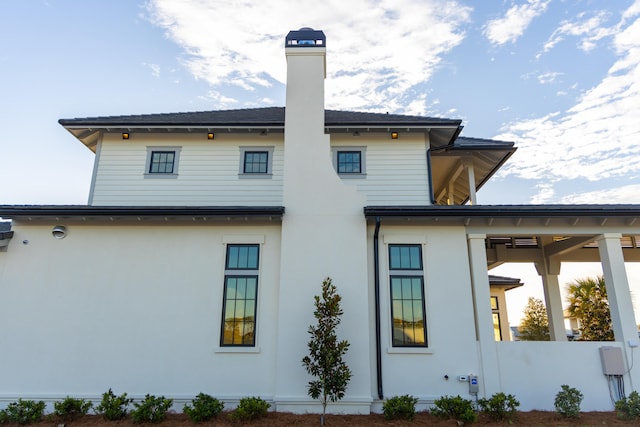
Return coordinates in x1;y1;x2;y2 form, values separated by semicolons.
58;107;460;128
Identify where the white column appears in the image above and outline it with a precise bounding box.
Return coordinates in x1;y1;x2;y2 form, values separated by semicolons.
464;159;477;205
597;233;640;391
535;259;567;341
467;234;501;396
597;234;637;343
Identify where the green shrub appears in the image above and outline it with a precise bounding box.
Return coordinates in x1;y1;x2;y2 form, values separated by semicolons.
53;396;93;420
554;384;583;418
615;391;640;420
0;410;8;424
1;399;46;425
477;392;519;421
382;394;418;420
95;388;133;420
229;397;270;422
183;393;224;422
431;395;477;424
131;394;173;423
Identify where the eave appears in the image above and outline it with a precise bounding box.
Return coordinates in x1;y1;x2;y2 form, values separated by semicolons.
0;206;285;223
364;205;640;229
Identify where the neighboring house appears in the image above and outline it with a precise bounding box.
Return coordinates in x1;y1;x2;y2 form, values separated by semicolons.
488;275;523;341
1;28;640;413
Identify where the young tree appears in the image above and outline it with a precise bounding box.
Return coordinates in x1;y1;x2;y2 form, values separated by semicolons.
302;277;352;425
566;276;613;341
519;297;550;341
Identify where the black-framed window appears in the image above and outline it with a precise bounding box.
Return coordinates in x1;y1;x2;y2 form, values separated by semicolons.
221;244;259;346
389;244;427;347
243;151;269;174
149;151;175;174
337;151;361;174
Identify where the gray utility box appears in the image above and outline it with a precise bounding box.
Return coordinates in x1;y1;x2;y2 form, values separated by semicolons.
599;346;625;375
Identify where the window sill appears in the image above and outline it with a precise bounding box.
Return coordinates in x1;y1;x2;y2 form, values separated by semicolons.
144;173;178;179
238;173;273;180
338;173;367;179
214;346;261;354
386;346;433;355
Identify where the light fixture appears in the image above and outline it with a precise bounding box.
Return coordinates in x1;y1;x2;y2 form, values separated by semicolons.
352;131;360;137
390;132;399;140
52;225;67;239
122;133;130;140
207;133;215;140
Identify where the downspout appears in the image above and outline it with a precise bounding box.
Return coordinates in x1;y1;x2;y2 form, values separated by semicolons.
373;216;383;399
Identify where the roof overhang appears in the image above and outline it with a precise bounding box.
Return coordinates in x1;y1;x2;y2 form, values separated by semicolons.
364;205;640;229
0;206;285;223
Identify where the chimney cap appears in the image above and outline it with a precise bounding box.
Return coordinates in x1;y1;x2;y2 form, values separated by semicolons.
285;27;326;47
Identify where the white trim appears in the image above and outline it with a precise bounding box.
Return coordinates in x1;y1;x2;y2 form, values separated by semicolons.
87;132;103;205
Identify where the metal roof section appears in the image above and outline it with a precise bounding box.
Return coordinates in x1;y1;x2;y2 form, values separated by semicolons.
488;274;524;291
364;204;640;228
0;205;285;223
58;107;463;152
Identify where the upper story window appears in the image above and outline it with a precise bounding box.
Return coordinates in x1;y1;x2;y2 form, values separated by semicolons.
221;244;260;347
332;147;366;177
239;147;274;178
388;244;427;347
244;151;268;174
145;146;181;178
491;296;502;341
150;151;175;173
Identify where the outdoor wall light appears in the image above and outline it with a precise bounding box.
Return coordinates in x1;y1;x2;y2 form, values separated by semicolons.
390;132;399;140
207;133;215;140
52;225;67;239
122;133;130;140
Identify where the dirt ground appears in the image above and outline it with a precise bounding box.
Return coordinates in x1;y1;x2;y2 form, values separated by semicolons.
13;411;640;427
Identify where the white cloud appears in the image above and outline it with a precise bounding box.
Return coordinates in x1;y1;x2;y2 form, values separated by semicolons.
495;5;640;204
541;10;615;55
483;0;551;45
144;62;161;78
537;71;562;84
560;184;640;204
144;0;471;113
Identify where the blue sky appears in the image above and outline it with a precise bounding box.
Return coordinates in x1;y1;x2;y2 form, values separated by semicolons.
2;1;640;324
1;0;638;205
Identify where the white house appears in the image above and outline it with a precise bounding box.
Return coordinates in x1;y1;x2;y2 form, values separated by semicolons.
2;27;640;413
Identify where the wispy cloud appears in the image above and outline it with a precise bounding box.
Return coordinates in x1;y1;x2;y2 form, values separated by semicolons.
145;0;471;113
541;10;615;56
483;0;551;45
560;184;640;204
496;3;640;202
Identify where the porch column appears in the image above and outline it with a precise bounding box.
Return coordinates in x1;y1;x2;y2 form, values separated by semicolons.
467;234;501;396
596;234;637;343
534;259;567;341
464;159;477;205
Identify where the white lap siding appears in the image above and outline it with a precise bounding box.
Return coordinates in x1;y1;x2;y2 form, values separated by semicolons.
90;133;284;206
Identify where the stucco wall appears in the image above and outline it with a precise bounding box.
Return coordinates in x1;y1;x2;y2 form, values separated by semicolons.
0;222;282;405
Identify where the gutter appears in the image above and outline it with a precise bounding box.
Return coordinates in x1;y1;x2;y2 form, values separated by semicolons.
373;216;383;399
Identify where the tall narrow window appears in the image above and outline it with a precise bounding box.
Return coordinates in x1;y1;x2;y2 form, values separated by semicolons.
221;244;259;346
389;244;427;347
337;151;361;173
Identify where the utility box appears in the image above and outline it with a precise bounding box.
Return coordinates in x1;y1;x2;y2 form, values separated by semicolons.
599;346;625;375
469;375;479;394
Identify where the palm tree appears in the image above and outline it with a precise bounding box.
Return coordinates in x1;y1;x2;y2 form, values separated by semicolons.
565;276;613;341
